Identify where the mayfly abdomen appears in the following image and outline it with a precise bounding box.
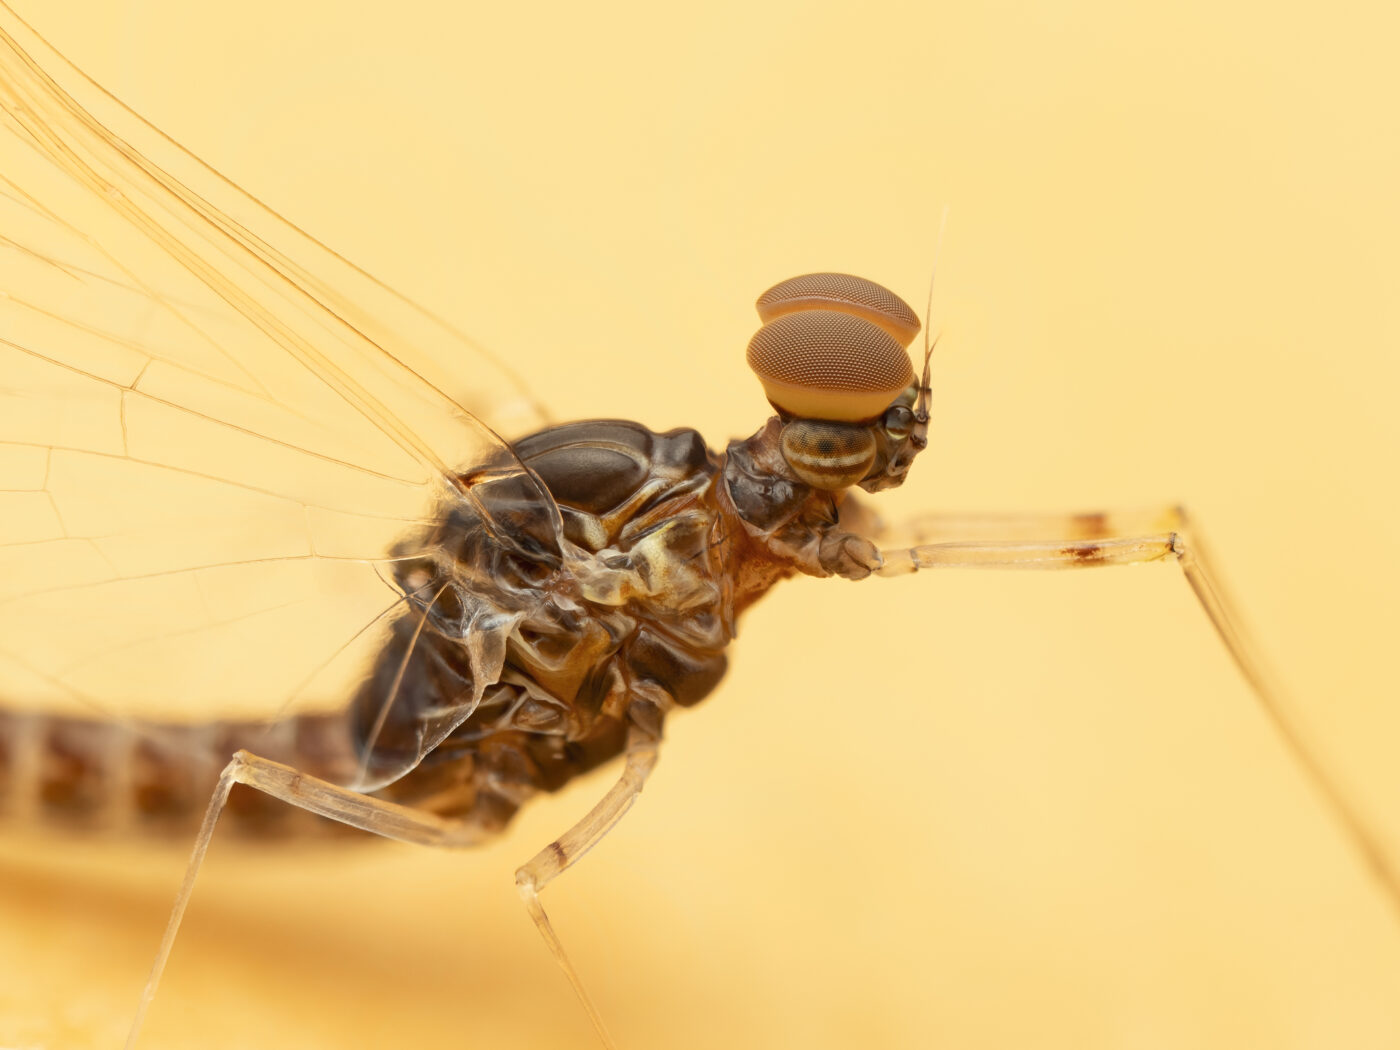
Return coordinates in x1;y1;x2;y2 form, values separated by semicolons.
0;706;357;836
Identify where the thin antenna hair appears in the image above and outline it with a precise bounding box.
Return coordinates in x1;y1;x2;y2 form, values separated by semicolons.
923;205;950;363
912;206;949;425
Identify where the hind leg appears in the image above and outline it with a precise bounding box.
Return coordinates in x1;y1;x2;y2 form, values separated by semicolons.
125;750;488;1048
129;721;659;1050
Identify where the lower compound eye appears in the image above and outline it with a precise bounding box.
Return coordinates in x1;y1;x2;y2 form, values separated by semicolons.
779;420;877;490
746;311;914;423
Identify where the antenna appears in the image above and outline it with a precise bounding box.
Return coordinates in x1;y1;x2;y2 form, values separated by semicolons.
914;206;949;420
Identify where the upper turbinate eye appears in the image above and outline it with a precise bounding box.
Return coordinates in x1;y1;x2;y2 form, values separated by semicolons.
755;272;921;347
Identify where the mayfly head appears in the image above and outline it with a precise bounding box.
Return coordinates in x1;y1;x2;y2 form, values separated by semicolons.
747;272;929;493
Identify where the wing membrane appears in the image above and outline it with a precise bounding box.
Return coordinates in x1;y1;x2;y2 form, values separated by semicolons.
0;7;553;724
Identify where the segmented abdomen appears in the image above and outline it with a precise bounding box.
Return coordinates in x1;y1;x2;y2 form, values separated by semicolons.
0;707;359;838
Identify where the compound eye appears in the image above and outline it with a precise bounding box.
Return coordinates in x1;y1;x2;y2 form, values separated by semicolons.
882;403;915;440
779;420;877;490
747;310;914;423
756;272;921;347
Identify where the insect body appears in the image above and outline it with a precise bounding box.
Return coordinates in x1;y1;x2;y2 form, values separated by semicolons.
0;271;929;844
353;309;926;833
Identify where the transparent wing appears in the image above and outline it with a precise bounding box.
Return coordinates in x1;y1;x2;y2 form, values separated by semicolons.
0;6;557;728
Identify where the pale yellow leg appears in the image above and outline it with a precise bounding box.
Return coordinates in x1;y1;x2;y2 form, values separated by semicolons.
516;726;660;1050
130;727;661;1050
126;751;486;1049
875;504;1400;921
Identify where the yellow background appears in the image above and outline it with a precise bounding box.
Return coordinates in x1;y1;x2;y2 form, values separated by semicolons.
2;1;1399;1048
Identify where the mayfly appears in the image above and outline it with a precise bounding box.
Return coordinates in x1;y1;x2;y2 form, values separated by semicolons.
1;5;1397;1049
